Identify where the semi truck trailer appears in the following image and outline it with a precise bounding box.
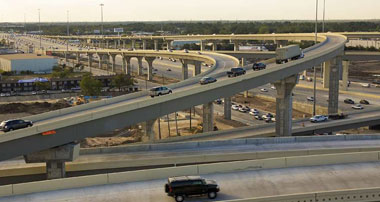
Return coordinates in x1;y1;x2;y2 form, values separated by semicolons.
275;45;303;64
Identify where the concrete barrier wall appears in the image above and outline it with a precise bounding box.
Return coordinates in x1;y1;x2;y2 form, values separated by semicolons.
1;151;380;197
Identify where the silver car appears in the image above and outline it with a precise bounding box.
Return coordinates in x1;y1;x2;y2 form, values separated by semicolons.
149;86;172;98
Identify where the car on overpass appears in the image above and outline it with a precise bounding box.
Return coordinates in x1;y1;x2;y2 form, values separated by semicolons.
310;115;328;123
227;67;246;77
199;77;217;85
0;119;33;132
252;62;266;71
149;86;172;98
165;176;219;202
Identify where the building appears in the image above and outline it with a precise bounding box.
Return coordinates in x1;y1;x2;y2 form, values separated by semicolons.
0;54;58;73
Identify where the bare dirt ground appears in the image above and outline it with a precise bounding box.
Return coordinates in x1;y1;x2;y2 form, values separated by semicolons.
349;61;380;82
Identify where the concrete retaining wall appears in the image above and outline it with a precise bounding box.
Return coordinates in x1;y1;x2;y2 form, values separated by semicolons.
1;151;380;197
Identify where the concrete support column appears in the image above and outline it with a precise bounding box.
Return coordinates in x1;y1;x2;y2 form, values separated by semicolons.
88;54;93;73
200;40;206;51
276;40;288;48
202;102;214;132
154;40;159;51
181;59;189;80
233;41;239;52
323;61;331;88
142;40;147;50
341;61;349;91
224;97;232;120
131;40;136;50
302;70;307;77
114;40;117;49
193;61;202;76
273;75;298;137
122;56;132;75
145;57;155;81
106;40;109;49
64;52;68;63
98;54;103;69
328;56;342;115
109;54;116;72
122;40;126;49
244;91;249;98
144;119;156;142
76;53;80;64
240;57;246;67
137;57;144;76
24;143;80;180
212;41;217;51
166;41;172;50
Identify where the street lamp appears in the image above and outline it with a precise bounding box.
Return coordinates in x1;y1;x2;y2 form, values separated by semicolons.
38;9;41;49
100;3;104;48
313;0;318;116
322;0;326;32
66;10;69;52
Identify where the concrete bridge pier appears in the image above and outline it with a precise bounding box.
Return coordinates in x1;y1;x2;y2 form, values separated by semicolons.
106;40;109;49
144;119;156;142
240;57;246;67
114;40;117;49
203;102;214;132
145;57;155;81
109;54;117;72
273;74;298;136
24;143;80;180
323;61;331;88
122;55;132;75
166;41;172;50
200;40;206;51
137;57;144;76
76;53;80;64
122;40;126;49
142;40;147;50
131;40;136;50
193;61;202;76
224;97;232;120
154;40;159;51
212;41;218;51
88;53;93;73
181;59;189;80
276;40;288;48
341;60;349;91
233;41;239;52
328;56;342;114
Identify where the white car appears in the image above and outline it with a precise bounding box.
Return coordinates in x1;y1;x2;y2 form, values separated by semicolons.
149;86;172;98
238;106;250;113
307;96;314;102
260;88;268;92
0;93;5;97
249;110;259;116
310;115;328;123
361;83;370;88
270;86;276;90
231;105;240;111
352;104;364;110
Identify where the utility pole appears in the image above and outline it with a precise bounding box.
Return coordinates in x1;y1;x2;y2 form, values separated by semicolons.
322;0;326;33
100;4;104;48
313;0;318;116
66;10;69;64
38;9;41;49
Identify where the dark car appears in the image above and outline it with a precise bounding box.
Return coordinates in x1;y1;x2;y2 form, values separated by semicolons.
344;98;355;104
328;113;347;120
227;67;246;77
0;119;33;132
200;77;217;85
360;99;370;105
252;63;266;71
165;176;220;202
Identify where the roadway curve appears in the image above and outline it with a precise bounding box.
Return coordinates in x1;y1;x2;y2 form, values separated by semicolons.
0;33;346;161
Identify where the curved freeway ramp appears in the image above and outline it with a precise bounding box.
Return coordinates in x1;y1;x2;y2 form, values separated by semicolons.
0;33;346;161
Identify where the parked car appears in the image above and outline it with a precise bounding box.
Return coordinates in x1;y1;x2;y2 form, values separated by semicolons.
227;67;246;77
262;113;274;119
238;106;250;113
200;77;217;85
352;104;364;110
360;99;370;105
310;115;328;123
260;88;268;92
254;115;263;120
270;86;276;90
0;119;33;132
149;86;172;98
249;109;259;116
307;96;314;102
252;62;266;71
214;99;222;105
231;104;240;111
165;176;220;202
344;98;355;104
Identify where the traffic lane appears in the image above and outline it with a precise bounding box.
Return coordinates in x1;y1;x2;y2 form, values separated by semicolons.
4;162;380;202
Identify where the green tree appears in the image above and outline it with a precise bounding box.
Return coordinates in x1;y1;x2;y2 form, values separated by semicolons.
111;74;136;91
258;25;270;34
80;74;102;96
34;81;50;91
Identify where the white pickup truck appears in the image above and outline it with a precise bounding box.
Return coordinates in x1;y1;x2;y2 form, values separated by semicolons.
276;45;304;64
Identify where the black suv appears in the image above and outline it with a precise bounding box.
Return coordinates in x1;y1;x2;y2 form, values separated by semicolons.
165;176;220;202
252;62;266;71
227;67;246;77
0;119;33;132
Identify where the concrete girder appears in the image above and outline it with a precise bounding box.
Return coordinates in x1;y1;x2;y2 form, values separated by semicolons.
273;74;299;137
145;57;155;81
109;54;117;72
122;55;132;75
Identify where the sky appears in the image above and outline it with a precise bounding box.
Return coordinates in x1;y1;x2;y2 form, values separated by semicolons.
1;0;380;23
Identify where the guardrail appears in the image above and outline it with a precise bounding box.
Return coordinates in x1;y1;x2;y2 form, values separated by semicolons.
1;151;380;197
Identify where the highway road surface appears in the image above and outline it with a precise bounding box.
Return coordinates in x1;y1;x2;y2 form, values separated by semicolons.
3;162;380;202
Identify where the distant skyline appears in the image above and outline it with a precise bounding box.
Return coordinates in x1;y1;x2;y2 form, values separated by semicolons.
1;0;380;23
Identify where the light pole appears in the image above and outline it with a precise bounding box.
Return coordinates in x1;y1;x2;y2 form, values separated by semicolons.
38;9;41;49
313;0;318;116
100;3;104;48
322;0;326;32
66;10;69;52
